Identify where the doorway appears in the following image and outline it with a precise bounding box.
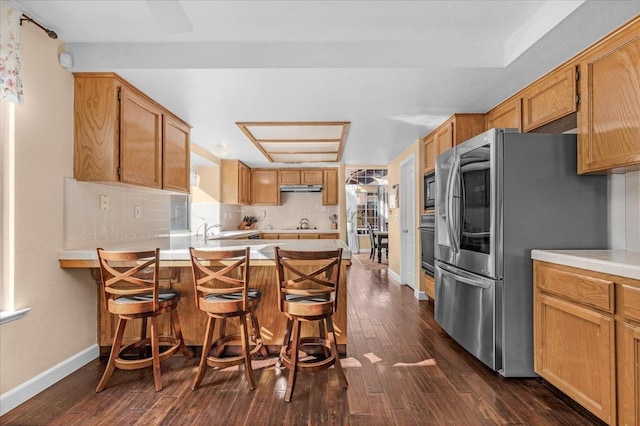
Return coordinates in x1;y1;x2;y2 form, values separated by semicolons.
400;155;416;290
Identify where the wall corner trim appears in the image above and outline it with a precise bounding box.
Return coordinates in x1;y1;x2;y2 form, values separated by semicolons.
388;268;401;283
414;291;429;301
0;344;99;416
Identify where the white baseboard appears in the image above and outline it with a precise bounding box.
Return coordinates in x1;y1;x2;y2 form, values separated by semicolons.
388;268;401;282
414;290;429;300
0;344;99;416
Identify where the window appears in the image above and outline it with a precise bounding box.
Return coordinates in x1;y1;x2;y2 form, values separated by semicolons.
345;168;388;234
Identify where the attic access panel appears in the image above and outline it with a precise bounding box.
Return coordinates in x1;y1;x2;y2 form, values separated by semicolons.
236;122;350;163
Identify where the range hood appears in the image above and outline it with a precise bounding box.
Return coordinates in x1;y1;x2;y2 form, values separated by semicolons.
279;184;323;193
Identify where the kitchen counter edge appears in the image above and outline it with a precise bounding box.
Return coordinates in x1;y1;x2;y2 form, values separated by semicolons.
531;249;640;280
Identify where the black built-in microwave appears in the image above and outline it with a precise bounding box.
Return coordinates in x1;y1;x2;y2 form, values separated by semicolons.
424;172;436;210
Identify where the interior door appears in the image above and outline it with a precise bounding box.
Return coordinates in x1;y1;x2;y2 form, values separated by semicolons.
400;155;416;290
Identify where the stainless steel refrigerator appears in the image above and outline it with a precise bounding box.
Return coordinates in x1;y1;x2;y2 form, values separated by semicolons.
434;128;607;377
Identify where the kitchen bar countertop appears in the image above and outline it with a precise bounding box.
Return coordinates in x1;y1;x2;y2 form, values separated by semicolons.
531;249;640;280
58;236;350;267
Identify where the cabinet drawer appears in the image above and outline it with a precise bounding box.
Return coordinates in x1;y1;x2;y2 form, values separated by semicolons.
535;263;614;313
622;284;640;322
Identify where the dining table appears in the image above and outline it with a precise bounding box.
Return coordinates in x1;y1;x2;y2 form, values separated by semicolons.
377;231;388;263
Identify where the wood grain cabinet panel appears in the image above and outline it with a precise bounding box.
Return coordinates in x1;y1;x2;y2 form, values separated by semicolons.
485;97;521;131
423;135;436;174
322;168;339;205
424;114;485;164
435;120;454;155
221;160;251;205
301;170;324;185
578;18;640;173
251;169;280;205
119;86;163;189
162;114;191;192
534;292;616;424
279;170;300;184
620;323;640;426
74;73;191;192
522;64;577;132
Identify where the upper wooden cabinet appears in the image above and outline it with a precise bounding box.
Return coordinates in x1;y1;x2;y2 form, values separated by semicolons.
423;134;436;173
251;169;280;205
73;73;191;193
221;160;251;205
279;169;324;185
322;168;339;205
577;17;640;174
522;64;577;132
422;114;485;173
279;170;300;184
162;114;191;192
301;170;324;185
485;96;521;132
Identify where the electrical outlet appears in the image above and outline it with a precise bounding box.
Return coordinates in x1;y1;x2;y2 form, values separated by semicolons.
100;195;109;210
134;206;142;219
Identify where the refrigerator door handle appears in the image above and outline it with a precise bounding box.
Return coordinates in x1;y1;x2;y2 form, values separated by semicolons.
437;262;493;289
446;157;460;253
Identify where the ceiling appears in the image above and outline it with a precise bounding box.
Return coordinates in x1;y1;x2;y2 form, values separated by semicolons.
12;1;640;168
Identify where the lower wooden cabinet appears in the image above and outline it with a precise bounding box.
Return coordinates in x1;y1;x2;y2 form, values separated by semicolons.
534;292;616;424
534;261;640;425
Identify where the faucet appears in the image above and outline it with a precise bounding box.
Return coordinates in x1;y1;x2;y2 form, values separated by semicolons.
196;222;221;243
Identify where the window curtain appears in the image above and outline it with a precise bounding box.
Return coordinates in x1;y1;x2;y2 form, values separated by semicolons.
346;184;359;253
0;1;24;105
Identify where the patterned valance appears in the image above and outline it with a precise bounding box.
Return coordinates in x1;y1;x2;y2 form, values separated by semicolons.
0;1;24;105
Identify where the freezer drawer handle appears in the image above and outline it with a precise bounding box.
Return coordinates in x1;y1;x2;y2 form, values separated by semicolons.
437;264;493;289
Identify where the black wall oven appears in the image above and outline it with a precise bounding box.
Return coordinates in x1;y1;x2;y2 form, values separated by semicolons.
419;213;435;277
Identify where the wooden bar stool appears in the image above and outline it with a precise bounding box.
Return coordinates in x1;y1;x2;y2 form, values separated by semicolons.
189;247;268;391
274;247;348;402
96;248;192;392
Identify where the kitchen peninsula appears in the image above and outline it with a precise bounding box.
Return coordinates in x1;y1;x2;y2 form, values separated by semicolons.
58;238;350;356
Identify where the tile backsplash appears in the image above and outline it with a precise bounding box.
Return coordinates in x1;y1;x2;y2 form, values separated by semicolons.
64;178;171;249
242;192;338;230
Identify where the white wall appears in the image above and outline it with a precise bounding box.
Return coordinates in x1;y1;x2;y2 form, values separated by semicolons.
0;24;96;398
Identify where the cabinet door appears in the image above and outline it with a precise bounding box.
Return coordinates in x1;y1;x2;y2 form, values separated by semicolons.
486;97;521;132
73;75;120;182
280;170;300;185
423;135;436;173
162;114;190;192
301;170;323;185
322;169;339;205
435;121;453;156
522;65;577;132
239;162;251;205
578;26;640;173
120;86;163;189
534;293;616;424
620;322;640;426
251;169;280;205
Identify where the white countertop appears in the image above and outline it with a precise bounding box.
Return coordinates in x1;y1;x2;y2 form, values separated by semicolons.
531;249;640;280
259;229;339;234
59;236;351;262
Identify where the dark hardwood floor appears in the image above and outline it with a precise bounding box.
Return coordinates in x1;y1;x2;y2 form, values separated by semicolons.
1;260;599;425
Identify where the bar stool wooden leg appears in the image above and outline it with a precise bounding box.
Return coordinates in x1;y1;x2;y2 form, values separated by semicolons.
240;314;256;390
150;316;162;392
212;318;226;358
285;319;301;402
97;317;127;392
326;317;348;388
250;311;269;358
139;317;148;358
277;318;293;369
171;309;193;358
193;316;215;391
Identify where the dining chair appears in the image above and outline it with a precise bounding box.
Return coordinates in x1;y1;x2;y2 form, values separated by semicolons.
274;246;348;402
189;247;268;390
96;248;192;392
